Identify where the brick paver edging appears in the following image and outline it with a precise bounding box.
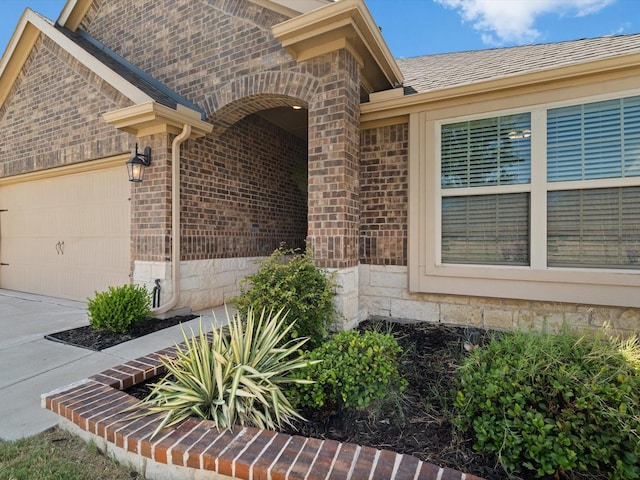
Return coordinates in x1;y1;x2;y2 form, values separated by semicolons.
42;344;483;480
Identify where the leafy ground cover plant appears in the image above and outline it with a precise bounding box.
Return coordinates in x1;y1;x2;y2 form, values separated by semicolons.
87;284;151;334
131;308;316;437
289;329;408;412
455;327;640;479
233;246;338;349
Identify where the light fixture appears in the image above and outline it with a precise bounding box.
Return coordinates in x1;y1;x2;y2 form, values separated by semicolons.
507;129;531;140
292;105;302;110
126;143;152;182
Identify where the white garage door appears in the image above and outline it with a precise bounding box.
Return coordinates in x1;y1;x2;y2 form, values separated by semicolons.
0;166;130;301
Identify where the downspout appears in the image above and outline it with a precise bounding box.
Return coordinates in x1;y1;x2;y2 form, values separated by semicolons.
151;123;192;315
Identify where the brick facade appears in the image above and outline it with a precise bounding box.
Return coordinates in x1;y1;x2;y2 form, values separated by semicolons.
1;0;637;331
180;113;308;260
307;49;362;269
360;123;408;266
0;35;132;177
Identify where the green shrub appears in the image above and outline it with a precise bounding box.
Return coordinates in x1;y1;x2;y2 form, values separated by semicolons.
132;308;316;437
87;284;151;334
233;246;338;349
290;329;408;412
454;327;640;479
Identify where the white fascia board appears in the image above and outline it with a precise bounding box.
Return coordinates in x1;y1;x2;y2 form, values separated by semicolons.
57;0;78;27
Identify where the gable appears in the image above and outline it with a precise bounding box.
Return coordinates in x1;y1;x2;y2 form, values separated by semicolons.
0;32;133;177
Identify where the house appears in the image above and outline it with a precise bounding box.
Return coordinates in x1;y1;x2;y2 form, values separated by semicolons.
1;0;638;334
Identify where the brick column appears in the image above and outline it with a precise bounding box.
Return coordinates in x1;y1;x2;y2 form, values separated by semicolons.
307;49;361;328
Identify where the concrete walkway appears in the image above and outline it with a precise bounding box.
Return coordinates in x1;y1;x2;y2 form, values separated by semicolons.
0;289;227;441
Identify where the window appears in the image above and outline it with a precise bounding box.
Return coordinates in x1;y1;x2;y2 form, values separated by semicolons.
437;95;640;271
440;114;531;266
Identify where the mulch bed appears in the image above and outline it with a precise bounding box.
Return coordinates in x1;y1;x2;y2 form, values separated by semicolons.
44;315;198;351
125;319;511;479
281;320;509;479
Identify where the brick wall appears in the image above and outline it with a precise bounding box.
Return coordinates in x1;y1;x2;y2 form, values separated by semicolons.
130;134;171;263
180;113;308;260
360;123;408;266
79;0;354;270
82;0;295;113
0;35;132;177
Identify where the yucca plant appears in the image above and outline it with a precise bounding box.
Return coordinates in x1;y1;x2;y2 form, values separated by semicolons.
132;308;317;438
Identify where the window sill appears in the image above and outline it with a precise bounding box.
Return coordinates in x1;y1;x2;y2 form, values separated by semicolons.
410;263;640;308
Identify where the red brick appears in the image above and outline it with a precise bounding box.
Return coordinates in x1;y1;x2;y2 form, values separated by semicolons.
372;448;399;479
349;445;378;480
183;428;226;469
418;463;443;479
250;433;292;479
268;435;307;480
306;438;341;480
284;436;325;480
395;454;422;479
216;428;262;477
200;428;241;471
231;429;278;479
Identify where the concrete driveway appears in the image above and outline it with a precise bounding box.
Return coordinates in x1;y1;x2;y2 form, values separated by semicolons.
0;289;220;441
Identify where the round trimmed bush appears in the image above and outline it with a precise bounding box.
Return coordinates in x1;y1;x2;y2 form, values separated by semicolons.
290;329;407;412
87;284;151;334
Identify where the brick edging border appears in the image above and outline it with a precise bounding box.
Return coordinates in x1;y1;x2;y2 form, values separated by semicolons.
42;344;484;480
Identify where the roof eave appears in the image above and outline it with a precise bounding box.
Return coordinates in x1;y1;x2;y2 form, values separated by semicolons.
272;0;403;95
361;52;640;123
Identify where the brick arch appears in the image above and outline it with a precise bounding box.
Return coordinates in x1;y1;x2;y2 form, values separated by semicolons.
203;71;319;135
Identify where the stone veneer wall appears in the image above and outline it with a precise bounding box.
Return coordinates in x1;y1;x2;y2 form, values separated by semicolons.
134;257;262;312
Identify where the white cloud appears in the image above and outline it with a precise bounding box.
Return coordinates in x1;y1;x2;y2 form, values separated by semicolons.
435;0;617;46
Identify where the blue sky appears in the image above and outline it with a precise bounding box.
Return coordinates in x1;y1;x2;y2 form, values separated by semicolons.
0;0;638;60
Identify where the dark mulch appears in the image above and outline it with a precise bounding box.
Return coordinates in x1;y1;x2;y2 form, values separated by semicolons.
281;320;509;479
44;315;198;351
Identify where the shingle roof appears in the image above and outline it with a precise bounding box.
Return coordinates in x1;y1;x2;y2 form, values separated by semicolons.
397;33;640;94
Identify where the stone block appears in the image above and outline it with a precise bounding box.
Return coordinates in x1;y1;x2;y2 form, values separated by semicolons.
361;295;391;318
441;303;482;326
360;285;404;299
358;264;371;287
483;309;514;330
369;267;407;289
152;263;170;281
616;309;640;332
390;299;439;323
516;311;589;332
133;261;152;283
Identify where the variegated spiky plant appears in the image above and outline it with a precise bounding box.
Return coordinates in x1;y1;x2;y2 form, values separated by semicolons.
133;308;317;437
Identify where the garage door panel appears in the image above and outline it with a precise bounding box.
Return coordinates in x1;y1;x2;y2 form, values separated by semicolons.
0;166;130;301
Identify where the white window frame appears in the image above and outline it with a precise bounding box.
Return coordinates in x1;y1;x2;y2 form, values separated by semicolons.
409;88;640;308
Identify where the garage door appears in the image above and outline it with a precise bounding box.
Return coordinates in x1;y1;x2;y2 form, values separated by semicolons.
0;165;130;301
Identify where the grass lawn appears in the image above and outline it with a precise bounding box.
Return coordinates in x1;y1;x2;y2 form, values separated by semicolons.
0;427;143;480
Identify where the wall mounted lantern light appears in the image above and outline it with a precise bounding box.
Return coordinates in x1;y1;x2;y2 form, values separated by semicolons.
126;144;152;182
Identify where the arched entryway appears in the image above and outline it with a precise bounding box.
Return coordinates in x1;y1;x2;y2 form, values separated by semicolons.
179;94;310;261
